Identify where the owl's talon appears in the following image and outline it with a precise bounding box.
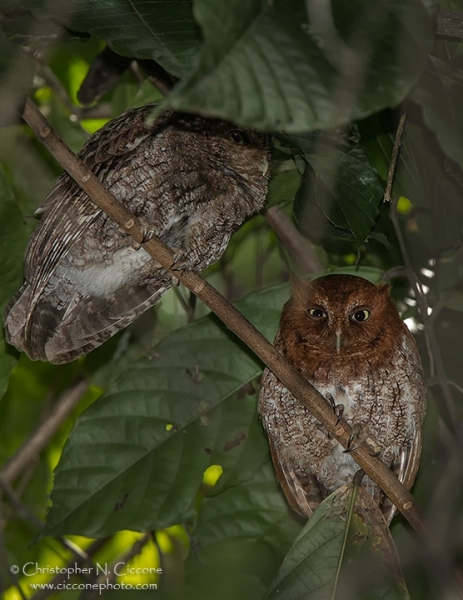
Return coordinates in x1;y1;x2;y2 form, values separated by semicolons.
326;393;344;425
141;228;155;244
343;424;363;453
169;249;189;272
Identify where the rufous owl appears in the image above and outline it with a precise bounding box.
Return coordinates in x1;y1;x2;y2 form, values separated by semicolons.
258;274;427;523
4;104;270;364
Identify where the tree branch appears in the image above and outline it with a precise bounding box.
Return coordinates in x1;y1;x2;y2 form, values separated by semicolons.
264;205;324;274
30;538;109;600
21;97;463;593
0;379;89;484
383;110;407;202
95;532;153;586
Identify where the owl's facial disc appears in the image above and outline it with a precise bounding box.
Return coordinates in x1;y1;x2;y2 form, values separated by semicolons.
284;274;399;357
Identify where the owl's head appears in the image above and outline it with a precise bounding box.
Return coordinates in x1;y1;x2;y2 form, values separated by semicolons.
280;274;405;356
161;110;271;209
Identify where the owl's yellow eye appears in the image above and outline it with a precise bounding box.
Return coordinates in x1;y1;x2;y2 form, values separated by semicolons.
308;308;326;319
352;309;370;322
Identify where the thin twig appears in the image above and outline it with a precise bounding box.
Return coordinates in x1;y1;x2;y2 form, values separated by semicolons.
0;468;106;569
447;380;463;396
0;476;44;530
383;111;407;202
21;98;463;594
29;538;109;600
0;379;89;484
0;501;28;599
383;114;459;428
389;205;460;429
95;532;153;586
264;205;324;274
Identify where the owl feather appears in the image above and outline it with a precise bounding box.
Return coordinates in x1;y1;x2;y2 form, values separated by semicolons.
4;105;270;363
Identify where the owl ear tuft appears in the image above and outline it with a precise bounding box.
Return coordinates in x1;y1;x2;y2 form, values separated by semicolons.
378;282;391;295
289;274;313;305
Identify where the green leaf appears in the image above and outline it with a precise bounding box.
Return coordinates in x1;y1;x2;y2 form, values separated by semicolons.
397;122;463;251
0;167;31;398
0;29;34;127
46;284;290;537
2;0;202;78
440;291;463;313
205;387;270;494
170;0;435;131
411;56;463;172
267;167;302;208
265;484;409;600
293;140;384;243
186;463;302;599
323;266;384;284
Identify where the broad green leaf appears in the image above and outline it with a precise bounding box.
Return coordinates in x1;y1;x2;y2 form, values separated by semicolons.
397;122;463;252
1;0;202;78
411;56;463;172
324;266;383;284
0;167;32;398
205;387;270;493
293;141;384;243
265;484;409;600
441;291;463;313
186;463;302;600
0;29;34;127
170;0;435;131
267;167;302;208
46;284;290;537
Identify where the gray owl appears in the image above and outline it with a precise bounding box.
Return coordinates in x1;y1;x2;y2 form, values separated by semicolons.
4;104;270;364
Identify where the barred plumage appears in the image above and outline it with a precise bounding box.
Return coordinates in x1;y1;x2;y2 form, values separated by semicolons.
5;105;270;363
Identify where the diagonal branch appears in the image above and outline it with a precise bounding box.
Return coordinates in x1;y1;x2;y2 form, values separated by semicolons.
21;97;463;593
0;379;89;484
264;205;324;274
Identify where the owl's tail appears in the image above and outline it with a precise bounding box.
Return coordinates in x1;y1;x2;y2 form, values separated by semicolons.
4;277;170;364
4;283;31;355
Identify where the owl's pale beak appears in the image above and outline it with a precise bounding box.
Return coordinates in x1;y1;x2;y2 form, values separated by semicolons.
335;333;343;353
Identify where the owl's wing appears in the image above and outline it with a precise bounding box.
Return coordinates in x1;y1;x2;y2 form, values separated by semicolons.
398;426;423;490
259;363;324;519
5;106;171;362
26;103;159;298
26;181;101;294
35;274;171;363
268;436;321;518
380;426;423;525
